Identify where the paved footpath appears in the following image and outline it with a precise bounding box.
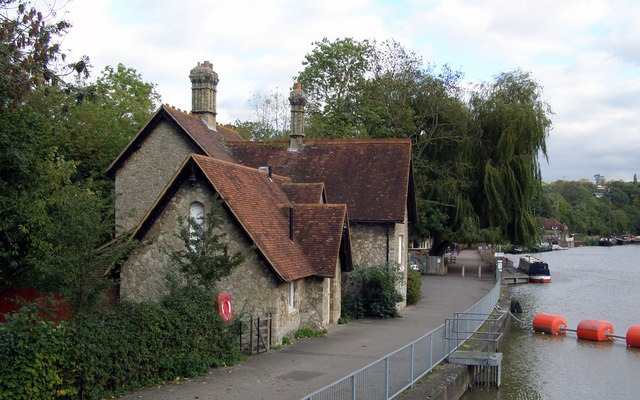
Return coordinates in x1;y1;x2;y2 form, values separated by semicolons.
118;250;494;400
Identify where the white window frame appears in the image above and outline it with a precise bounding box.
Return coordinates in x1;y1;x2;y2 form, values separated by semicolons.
397;235;404;271
189;202;205;248
288;281;296;311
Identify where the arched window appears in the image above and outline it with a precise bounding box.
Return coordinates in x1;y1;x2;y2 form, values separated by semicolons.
189;202;205;246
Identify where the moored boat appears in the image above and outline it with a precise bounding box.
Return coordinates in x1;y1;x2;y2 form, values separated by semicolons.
519;255;551;283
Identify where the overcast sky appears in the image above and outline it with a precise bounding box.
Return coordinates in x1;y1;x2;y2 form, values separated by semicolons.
58;0;639;183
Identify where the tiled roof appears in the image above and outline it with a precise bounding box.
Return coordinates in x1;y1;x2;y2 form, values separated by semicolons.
229;139;416;222
130;154;351;282
106;105;240;176
282;204;350;277
280;182;326;204
192;155;314;281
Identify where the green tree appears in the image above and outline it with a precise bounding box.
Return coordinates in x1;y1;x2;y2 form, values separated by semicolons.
296;37;374;139
0;2;145;311
469;70;552;246
0;0;88;112
166;203;245;290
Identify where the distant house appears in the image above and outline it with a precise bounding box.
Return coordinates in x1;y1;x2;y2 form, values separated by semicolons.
106;61;416;340
540;217;573;248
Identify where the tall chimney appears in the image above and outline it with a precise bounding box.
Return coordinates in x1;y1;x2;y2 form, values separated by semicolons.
189;61;218;130
288;83;306;151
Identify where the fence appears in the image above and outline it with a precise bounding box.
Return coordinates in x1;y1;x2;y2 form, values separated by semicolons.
300;269;501;400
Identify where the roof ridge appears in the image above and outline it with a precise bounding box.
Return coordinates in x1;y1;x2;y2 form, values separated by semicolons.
230;138;411;145
278;203;345;209
162;104;241;134
191;154;292;181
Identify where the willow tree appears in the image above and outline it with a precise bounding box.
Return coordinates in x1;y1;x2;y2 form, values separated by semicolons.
469;70;553;245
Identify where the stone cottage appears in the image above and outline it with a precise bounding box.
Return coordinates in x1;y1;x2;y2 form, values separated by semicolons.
118;154;352;341
107;61;416;338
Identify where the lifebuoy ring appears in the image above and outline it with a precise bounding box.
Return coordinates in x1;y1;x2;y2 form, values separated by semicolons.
216;292;233;321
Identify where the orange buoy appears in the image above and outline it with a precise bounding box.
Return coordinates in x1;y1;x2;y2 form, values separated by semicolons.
626;326;640;348
576;319;613;341
533;313;567;335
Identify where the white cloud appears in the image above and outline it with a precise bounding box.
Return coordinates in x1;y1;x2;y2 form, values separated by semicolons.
57;0;640;182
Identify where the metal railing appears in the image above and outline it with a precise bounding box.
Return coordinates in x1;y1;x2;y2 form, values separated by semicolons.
301;269;501;400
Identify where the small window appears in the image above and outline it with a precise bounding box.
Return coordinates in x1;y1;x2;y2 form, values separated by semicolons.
397;235;404;270
189;202;205;246
288;281;295;309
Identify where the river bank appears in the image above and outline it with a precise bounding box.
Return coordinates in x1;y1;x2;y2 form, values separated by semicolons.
400;288;512;400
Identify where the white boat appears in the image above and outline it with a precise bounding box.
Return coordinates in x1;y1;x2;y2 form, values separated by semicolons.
519;255;551;283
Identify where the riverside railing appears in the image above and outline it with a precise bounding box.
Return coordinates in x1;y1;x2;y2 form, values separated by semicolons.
300;269;501;400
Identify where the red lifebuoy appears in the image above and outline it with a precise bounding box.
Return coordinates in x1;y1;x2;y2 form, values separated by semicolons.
216;292;233;322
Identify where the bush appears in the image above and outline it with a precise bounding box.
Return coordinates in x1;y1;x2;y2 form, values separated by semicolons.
0;305;76;400
341;264;403;319
406;269;423;305
71;285;242;399
294;326;328;339
0;286;244;400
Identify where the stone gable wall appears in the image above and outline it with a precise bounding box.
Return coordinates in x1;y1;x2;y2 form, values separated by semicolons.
120;178;330;344
114;120;196;235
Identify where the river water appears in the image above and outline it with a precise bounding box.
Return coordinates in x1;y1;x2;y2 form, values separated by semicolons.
463;245;640;400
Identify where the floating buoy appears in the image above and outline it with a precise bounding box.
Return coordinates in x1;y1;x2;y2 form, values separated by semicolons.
532;313;640;348
626;326;640;347
576;319;614;342
533;313;567;335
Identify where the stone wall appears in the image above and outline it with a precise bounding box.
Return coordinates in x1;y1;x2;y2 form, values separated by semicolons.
349;215;409;308
114;120;196;235
120;178;334;344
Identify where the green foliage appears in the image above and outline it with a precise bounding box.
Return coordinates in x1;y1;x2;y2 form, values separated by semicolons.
294;38;552;252
0;305;76;400
538;177;640;236
406;269;423;305
281;336;291;345
341;264;403;319
294;326;328;339
48;286;241;399
470;70;552;246
0;0;88;112
166;204;245;290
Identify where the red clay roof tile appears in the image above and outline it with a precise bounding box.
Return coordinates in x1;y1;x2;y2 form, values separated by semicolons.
229;139;414;222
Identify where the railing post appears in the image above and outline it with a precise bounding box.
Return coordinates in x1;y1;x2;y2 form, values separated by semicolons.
385;357;389;399
410;343;415;383
351;374;356;400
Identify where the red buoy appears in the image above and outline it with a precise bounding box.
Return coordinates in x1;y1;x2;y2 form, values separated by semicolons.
533;313;567;335
626;326;640;348
576;319;613;341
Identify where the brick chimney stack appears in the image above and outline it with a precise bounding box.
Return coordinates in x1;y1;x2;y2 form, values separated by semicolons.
289;82;306;151
189;61;218;130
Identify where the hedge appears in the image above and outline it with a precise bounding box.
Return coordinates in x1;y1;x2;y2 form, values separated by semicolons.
0;286;242;400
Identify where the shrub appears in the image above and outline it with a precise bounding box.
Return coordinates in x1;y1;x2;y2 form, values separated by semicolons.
294;326;328;339
406;269;423;305
0;305;76;400
70;285;242;399
341;264;403;319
